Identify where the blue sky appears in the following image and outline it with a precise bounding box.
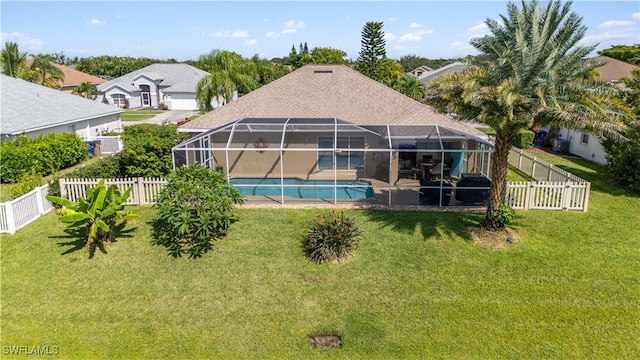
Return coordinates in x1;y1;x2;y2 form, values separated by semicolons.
1;1;639;61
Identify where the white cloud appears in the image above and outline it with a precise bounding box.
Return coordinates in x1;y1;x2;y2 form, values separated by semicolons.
581;29;639;43
599;20;635;28
266;31;279;39
282;28;297;35
468;22;488;33
0;32;44;50
87;18;106;26
383;32;398;41
213;31;229;38
116;14;123;19
451;41;474;51
409;22;422;29
283;19;306;29
399;33;422;42
231;30;249;38
244;39;257;46
633;12;640;19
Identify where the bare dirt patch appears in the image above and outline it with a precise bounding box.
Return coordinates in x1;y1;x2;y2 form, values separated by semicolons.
470;226;523;250
309;334;342;349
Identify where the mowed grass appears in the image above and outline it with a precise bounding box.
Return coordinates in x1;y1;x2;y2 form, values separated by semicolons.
1;154;639;359
121;110;163;121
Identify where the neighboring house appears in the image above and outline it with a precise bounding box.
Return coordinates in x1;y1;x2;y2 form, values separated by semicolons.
97;64;227;110
417;62;470;87
0;75;122;140
555;56;638;164
176;65;494;207
408;65;433;77
23;59;106;94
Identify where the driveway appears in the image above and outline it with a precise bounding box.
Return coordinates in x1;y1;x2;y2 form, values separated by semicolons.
123;110;200;125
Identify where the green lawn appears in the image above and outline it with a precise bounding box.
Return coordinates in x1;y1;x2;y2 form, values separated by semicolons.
1;154;639;359
121;110;163;121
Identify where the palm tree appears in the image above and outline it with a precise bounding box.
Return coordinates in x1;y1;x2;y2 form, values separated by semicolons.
72;81;98;99
392;75;427;101
195;50;259;111
1;42;28;77
427;0;631;229
24;54;65;88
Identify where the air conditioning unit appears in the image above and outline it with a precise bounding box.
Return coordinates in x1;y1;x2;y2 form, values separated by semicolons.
552;139;570;153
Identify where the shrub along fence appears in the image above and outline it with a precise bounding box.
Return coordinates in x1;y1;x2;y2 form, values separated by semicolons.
0;184;53;234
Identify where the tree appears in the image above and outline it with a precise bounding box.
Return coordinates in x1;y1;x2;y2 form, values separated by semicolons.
397;54;453;73
602;68;640;192
24;54;65;88
309;47;347;65
71;81;98;99
392;75;427;101
427;0;631;230
152;164;244;258
598;44;640;65
47;179;137;255
354;21;387;78
195;50;259;111
373;58;405;86
1;42;28;77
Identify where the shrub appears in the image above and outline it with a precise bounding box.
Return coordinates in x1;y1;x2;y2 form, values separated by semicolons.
152;164;244;258
0;133;87;183
514;129;535;149
603;124;640;193
47;156;124;199
9;170;43;199
493;204;516;230
303;210;361;264
119;123;189;177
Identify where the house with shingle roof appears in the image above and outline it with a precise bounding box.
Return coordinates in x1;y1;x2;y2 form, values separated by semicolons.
23;59;106;94
175;65;494;207
97;63;225;110
1;75;122;139
555;56;638;165
418;62;470;87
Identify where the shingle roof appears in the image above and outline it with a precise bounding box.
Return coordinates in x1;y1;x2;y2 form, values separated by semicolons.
0;75;122;135
97;64;209;94
590;56;637;83
24;59;106;88
180;64;484;137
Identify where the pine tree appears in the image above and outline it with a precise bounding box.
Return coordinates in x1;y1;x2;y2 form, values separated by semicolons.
355;21;386;78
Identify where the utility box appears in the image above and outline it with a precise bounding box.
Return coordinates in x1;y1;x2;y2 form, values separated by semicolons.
552;139;570;153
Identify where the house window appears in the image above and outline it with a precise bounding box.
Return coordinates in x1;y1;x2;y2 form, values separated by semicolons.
111;93;126;106
581;133;589;144
317;136;365;170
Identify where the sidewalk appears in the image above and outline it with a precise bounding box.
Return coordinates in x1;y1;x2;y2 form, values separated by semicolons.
123;110;199;126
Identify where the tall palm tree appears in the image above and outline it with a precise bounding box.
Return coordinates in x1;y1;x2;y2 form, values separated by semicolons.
427;0;631;229
72;81;98;99
1;41;28;77
392;75;427;101
195;50;259;111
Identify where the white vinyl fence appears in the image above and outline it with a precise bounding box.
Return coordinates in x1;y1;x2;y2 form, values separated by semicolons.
59;177;167;205
506;148;590;211
0;184;53;235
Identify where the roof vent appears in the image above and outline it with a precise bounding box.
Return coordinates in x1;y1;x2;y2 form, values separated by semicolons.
313;70;333;73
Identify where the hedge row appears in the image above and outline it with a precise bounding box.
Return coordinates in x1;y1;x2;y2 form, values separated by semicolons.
0;134;87;183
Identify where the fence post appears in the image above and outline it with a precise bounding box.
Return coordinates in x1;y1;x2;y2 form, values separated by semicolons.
524;182;533;210
59;178;67;199
5;202;16;235
35;185;45;215
583;182;591;212
136;177;145;205
547;164;553;181
531;157;537;179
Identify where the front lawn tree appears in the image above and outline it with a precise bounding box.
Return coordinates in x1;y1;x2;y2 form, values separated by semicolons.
427;0;631;230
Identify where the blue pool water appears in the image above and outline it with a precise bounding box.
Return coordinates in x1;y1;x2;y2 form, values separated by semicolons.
230;178;375;199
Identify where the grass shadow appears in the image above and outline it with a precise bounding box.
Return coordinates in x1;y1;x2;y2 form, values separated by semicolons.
48;222;137;258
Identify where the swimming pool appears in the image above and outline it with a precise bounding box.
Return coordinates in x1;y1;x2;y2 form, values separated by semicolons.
230;178;375;199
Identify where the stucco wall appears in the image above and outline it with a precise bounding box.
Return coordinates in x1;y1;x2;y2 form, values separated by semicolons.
19;113;122;139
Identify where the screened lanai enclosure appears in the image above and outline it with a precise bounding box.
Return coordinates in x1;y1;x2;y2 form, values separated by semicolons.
173;118;494;207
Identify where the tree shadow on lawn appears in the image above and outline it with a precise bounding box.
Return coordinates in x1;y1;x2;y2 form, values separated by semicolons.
48;223;136;258
362;208;484;241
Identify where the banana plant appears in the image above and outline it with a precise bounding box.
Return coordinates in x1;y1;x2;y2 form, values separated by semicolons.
47;179;137;249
